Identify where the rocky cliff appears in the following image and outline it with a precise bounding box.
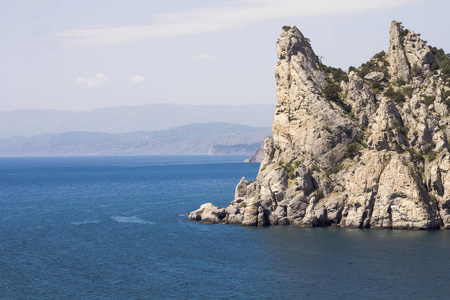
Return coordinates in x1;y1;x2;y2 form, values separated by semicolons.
189;21;450;230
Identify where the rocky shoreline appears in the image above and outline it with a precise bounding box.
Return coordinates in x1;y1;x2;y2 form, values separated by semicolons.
189;21;450;229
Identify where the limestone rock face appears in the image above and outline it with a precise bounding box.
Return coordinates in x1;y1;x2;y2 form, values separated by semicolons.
387;20;412;81
386;20;435;81
273;26;359;169
189;21;450;230
345;72;376;128
342;151;441;229
367;99;406;151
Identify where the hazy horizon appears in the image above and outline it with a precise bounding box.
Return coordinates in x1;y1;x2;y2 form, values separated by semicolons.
0;103;275;138
0;102;276;113
1;0;450;111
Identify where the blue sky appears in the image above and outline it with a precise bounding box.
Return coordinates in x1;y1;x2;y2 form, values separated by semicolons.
0;0;449;111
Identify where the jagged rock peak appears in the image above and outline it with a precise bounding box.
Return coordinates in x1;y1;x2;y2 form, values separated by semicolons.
386;20;434;81
277;26;320;71
275;25;326;93
273;25;358;169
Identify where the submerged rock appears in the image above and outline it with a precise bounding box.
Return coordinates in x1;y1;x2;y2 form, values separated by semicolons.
189;21;450;230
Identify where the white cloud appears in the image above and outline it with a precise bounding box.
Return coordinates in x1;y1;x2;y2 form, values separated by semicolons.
130;75;147;83
194;54;215;60
57;0;422;47
76;73;112;87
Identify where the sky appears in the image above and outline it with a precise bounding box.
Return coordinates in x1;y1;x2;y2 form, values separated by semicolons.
0;0;449;111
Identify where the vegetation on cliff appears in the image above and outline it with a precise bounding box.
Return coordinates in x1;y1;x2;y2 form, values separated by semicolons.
190;21;450;230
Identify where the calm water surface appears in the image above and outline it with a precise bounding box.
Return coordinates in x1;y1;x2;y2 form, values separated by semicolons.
1;156;449;299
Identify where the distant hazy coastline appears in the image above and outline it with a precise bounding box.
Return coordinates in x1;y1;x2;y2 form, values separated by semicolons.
0;103;274;139
0;123;271;156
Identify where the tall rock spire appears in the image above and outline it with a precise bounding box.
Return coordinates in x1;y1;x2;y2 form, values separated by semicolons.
272;25;358;168
386;20;434;81
386;20;411;81
275;25;325;97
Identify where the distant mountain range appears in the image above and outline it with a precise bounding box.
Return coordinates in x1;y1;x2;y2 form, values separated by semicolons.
0;123;272;156
0;104;275;138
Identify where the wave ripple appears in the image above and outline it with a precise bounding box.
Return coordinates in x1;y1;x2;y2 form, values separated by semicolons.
110;215;154;224
71;220;100;225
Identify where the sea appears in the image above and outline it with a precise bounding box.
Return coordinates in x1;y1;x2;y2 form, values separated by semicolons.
1;155;450;299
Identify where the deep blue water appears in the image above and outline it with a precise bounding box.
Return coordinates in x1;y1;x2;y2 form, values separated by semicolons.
1;155;450;299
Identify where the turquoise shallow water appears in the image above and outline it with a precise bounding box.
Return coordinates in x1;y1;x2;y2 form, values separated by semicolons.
1;155;450;299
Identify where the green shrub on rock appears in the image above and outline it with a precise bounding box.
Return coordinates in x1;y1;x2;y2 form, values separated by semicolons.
384;87;406;103
323;83;341;102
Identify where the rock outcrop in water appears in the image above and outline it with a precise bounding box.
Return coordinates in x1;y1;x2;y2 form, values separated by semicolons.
189;21;450;229
244;137;272;163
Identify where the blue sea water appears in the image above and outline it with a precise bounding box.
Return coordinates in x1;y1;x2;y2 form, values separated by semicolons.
1;155;450;299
